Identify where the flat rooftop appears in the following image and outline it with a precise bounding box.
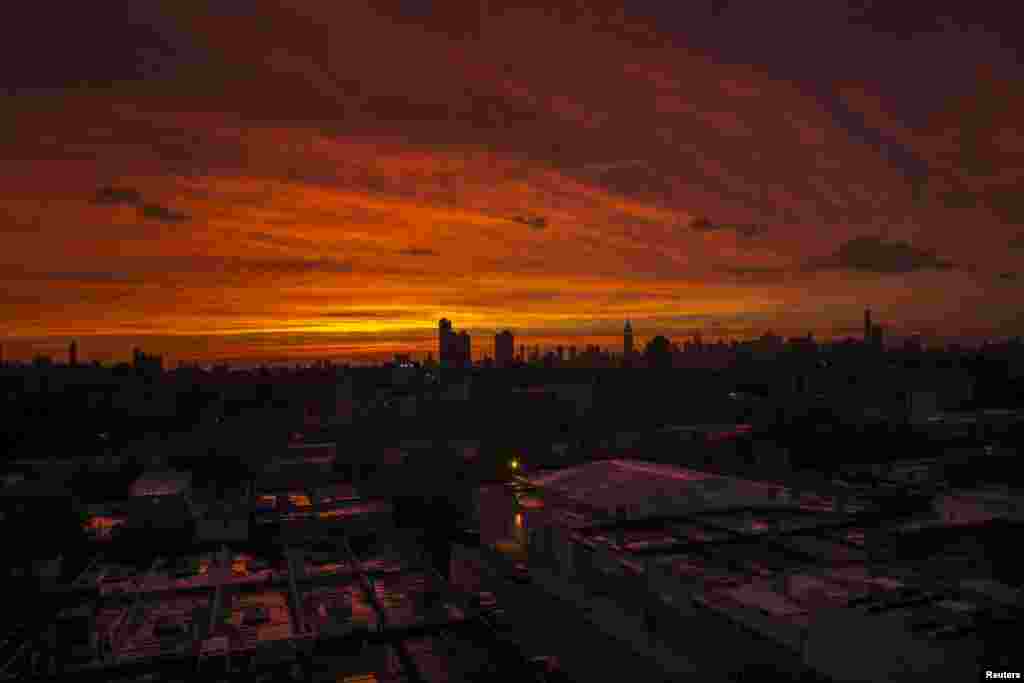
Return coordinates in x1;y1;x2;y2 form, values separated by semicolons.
520;460;1022;679
129;471;191;497
529;459;812;518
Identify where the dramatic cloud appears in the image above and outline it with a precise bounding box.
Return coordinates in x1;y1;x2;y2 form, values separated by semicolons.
511;215;548;230
139;203;190;223
91;186;142;206
397;247;439;257
806;236;955;274
1;1;1021;358
689;216;766;238
718;265;791;281
1;268;145;285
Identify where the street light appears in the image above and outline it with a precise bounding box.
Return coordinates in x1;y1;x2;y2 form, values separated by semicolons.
509;458;519;471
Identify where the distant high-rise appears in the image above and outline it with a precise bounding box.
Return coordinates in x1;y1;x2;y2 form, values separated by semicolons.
624;320;634;357
569;345;577;361
439;319;455;367
495;330;514;367
871;324;884;351
864;308;872;344
556;345;564;362
519;344;526;362
132;347;163;374
69;340;78;367
457;330;471;367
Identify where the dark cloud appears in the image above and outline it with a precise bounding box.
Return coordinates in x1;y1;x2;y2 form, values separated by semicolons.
455;91;544;131
806;236;955;274
580;161;678;203
373;0;482;40
990;192;1024;226
139;203;190;223
690;216;766;238
1;268;144;285
511;215;547;230
0;6;208;91
92;186;143;205
5;256;352;284
397;247;439;257
92;188;190;223
717;265;791;283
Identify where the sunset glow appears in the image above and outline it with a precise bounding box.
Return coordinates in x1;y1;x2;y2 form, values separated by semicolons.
2;3;1021;363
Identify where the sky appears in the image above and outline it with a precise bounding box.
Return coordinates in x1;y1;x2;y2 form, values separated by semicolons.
2;1;1023;364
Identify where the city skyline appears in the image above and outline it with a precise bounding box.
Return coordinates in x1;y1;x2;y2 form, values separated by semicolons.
2;3;1022;363
2;309;1010;368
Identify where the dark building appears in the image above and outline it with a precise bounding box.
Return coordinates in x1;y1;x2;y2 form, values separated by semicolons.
69;340;78;367
495;330;514;368
864;308;872;344
439;318;461;368
624;320;634;358
132;348;163;374
439;319;472;367
569;345;577;362
871;324;885;351
457;330;471;367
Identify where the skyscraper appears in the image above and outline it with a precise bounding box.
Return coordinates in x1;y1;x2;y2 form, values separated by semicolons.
624;320;634;358
864;308;872;344
69;340;78;367
439;319;455;367
495;330;514;367
870;324;884;351
569;345;577;362
457;330;471;367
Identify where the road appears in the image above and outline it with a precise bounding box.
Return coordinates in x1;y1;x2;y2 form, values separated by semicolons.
452;543;718;683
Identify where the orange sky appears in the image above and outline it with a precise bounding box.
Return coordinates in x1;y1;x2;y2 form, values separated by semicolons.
1;2;1022;363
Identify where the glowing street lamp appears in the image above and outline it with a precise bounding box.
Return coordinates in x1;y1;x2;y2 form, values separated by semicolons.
509;458;519;470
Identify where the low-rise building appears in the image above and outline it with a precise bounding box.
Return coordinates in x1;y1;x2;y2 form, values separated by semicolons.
127;470;192;529
512;459;1014;681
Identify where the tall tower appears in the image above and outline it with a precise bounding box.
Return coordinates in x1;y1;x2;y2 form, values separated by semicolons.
457;330;471;367
624;320;634;358
495;330;514;367
439;319;454;366
864;308;872;344
69;340;78;367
